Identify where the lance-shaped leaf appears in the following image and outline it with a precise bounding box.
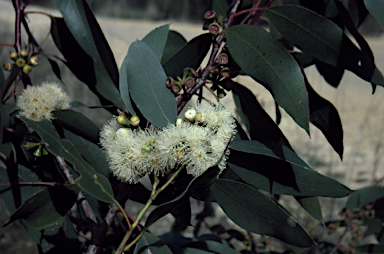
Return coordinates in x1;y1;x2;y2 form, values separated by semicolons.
161;30;187;65
53;110;100;145
212;0;229;18
265;5;343;66
53;0;124;108
306;79;343;159
163;33;212;78
142;24;170;62
3;184;79;230
126;41;177;128
225;25;309;133
364;0;384;31
211;179;314;247
295;196;323;222
21;118;116;204
134;232;173;254
346;186;384;209
228;140;352;197
183;240;239;254
119;57;137;115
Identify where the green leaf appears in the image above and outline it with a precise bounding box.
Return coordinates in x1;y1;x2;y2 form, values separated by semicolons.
0;68;4;88
142;24;170;62
265;5;343;66
358;244;384;254
346;186;384;209
163;33;212;78
225;25;309;133
364;0;384;31
119;57;137;115
295;196;323;222
3;184;79;230
228;140;352;197
212;0;229;18
211;179;314;247
306;79;343;159
53;110;100;145
126;41;177;128
161;30;187;65
64;129;109;176
21;118;116;204
134;232;173;254
183;240;238;254
0;65;19;103
53;0;124;108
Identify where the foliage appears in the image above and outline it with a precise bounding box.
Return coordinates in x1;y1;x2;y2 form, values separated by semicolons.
1;0;384;253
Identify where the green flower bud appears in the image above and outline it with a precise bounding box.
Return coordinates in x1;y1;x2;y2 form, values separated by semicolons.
141;143;151;157
42;147;49;155
24;141;40;149
9;51;18;61
20;49;28;59
23;65;32;74
29;56;39;66
116;113;131;126
185;108;196;122
130;115;140;126
176;118;185;126
33;145;43;157
16;58;26;68
3;63;12;71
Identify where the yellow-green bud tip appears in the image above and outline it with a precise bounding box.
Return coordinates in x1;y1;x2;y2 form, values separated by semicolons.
16;58;26;68
23;65;32;74
130;115;140;126
116;114;131;126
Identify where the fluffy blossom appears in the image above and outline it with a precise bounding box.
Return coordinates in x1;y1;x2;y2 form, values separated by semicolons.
17;82;70;121
99;102;237;184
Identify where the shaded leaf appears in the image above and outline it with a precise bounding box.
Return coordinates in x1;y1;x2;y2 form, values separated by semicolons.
134;232;173;254
47;58;62;81
53;110;100;145
265;5;343;66
295;196;323;222
21;118;116;204
225;25;309;133
161;30;187;65
0;65;19;103
212;0;229;18
346;186;384;209
0;68;4;88
228;140;352;197
183;240;238;254
364;0;384;31
126;41;177;128
119;57;136;115
315;60;344;88
3;184;79;230
306;79;343;159
231;81;292;149
163;33;212;78
142;24;170;62
211;179;314;247
358;244;384;254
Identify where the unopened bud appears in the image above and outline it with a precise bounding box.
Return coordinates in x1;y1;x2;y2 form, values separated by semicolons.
209;23;221;35
42;148;48;156
29;56;39;66
204;10;216;19
220;67;231;78
166;77;173;88
23;65;32;74
176;118;185;126
33;145;42;157
195;112;205;123
24;142;40;149
185;108;196;122
171;82;182;94
217;53;228;65
116;113;130;126
16;58;26;68
3;63;12;71
142;143;151;153
217;88;226;99
130;115;140;126
9;51;18;60
185;77;195;88
20;49;28;58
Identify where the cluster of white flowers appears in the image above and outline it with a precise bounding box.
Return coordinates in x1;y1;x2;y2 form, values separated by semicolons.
17;82;70;121
100;102;236;184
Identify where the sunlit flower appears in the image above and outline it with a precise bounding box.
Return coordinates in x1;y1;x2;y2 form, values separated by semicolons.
17;82;70;121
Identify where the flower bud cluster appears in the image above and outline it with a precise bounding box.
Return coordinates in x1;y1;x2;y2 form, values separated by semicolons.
203;10;226;35
166;67;198;94
4;50;39;74
100;102;236;184
17;82;71;121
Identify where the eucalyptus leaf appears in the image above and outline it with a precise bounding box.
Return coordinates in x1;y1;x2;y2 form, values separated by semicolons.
21;118;116;204
126;41;177;128
161;30;187;65
142;24;170;62
119;57;136;115
134;232;173;254
211;179;314;247
212;0;229;18
364;0;384;31
346;186;384;209
295;196;323;222
225;25;309;133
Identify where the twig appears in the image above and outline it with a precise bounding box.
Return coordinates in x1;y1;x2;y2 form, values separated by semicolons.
0;43;14;47
24;10;52;17
14;0;22;53
329;214;358;254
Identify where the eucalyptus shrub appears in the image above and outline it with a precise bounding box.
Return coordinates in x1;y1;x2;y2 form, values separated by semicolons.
1;0;384;254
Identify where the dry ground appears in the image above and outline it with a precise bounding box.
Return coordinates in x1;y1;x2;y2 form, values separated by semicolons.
1;0;384;252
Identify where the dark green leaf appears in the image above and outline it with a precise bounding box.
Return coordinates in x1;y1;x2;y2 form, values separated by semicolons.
119;57;137;115
21;118;116;203
228;140;352;197
126;41;177;128
163;33;212;78
364;0;384;31
3;184;79;230
231;81;292;149
64;129;109;176
212;0;229;18
53;110;100;145
265;5;343;66
183;240;238;254
1;64;19;103
47;58;62;81
161;30;187;65
306;80;343;159
358;244;384;254
142;24;170;62
346;186;384;209
295;196;323;222
134;232;173;254
315;60;344;88
211;179;314;247
225;25;309;133
0;68;4;88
